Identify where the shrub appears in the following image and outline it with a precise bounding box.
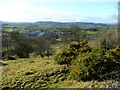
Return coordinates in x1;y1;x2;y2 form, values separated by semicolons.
55;51;75;65
92;30;118;49
55;39;120;81
70;48;120;81
55;40;91;65
106;48;120;62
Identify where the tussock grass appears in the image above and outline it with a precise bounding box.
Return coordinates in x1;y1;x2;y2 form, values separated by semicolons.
1;57;119;89
2;57;68;89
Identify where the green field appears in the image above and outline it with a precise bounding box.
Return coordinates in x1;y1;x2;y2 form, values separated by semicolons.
1;57;119;89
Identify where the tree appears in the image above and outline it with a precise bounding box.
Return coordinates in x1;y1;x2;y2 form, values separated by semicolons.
2;31;52;59
29;36;51;57
2;31;13;59
2;31;33;59
60;25;87;43
10;31;33;58
95;30;118;49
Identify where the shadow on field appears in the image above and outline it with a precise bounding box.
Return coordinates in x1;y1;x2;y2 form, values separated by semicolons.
0;62;8;66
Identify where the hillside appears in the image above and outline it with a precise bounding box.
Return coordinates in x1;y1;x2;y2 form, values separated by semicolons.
1;57;119;89
1;20;119;89
2;21;113;33
2;21;111;25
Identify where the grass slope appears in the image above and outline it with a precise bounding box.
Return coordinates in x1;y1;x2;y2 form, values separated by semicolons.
1;57;119;89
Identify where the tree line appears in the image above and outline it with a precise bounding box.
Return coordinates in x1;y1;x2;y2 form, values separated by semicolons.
2;31;51;60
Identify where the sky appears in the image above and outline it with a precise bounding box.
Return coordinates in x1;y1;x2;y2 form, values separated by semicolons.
0;0;119;23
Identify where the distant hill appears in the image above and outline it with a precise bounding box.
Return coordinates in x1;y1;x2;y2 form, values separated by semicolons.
1;21;113;26
35;21;110;26
2;21;116;33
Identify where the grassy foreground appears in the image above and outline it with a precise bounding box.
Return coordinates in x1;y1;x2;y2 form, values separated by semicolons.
1;57;119;89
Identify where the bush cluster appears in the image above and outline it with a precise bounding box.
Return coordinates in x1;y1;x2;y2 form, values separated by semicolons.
55;40;91;65
70;48;119;81
106;48;120;62
56;40;120;81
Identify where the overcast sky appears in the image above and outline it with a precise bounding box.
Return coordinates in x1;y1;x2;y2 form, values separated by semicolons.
0;0;119;23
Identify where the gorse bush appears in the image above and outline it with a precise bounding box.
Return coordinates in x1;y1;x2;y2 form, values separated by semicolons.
70;48;119;81
55;51;75;65
56;40;120;81
106;48;120;62
55;40;91;65
67;40;91;54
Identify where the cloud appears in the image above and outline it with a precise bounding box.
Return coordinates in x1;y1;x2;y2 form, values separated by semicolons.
0;0;86;22
0;0;83;22
23;0;119;2
0;0;77;22
82;16;117;23
20;0;120;2
0;0;117;23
